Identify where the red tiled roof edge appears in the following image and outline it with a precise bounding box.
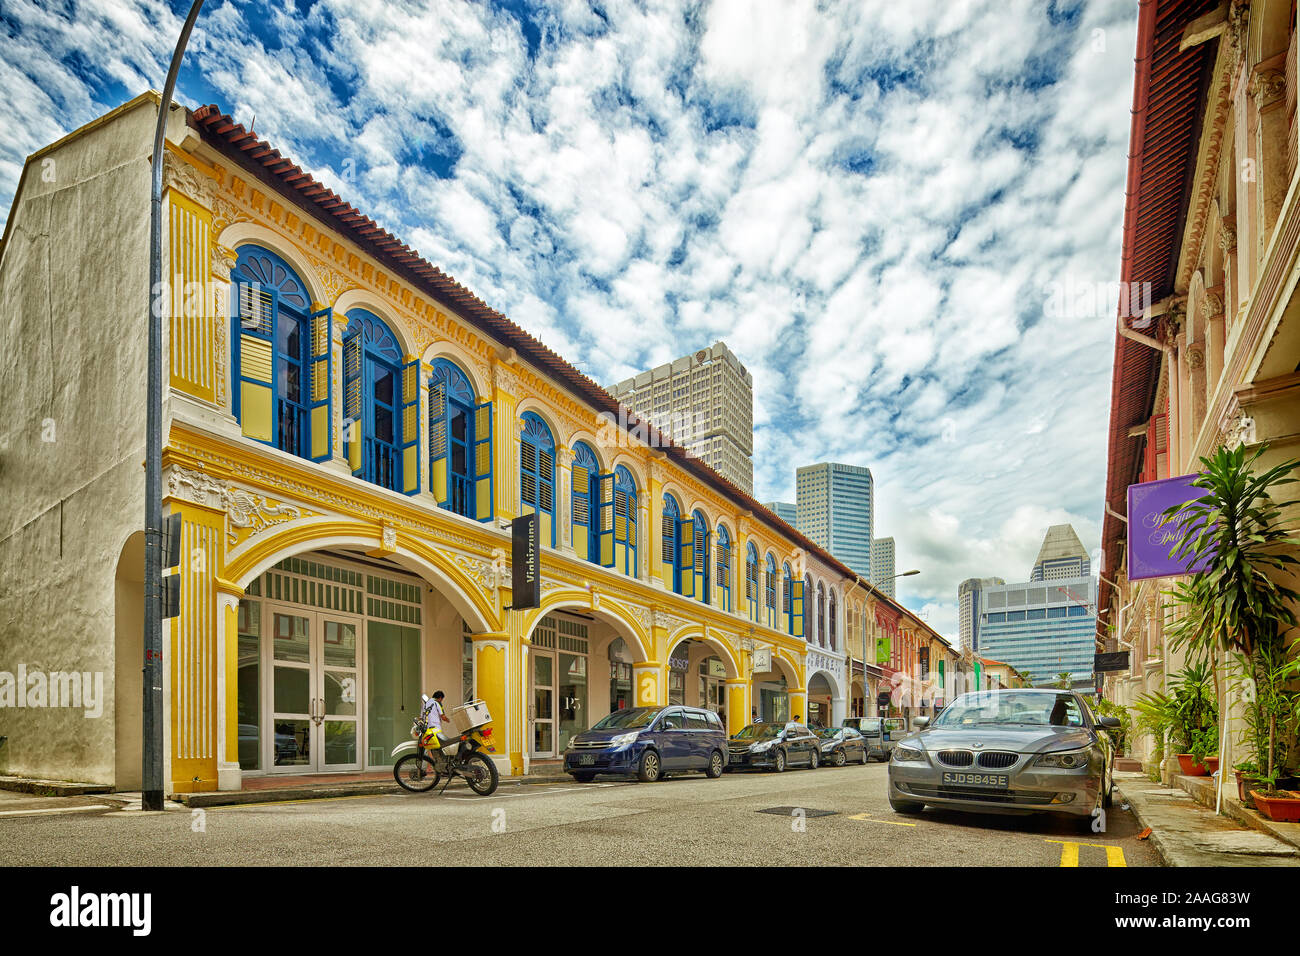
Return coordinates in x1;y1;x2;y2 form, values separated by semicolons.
185;103;936;633
1098;0;1219;622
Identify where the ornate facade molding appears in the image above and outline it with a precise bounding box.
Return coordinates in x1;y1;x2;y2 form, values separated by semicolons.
163;152;213;207
307;254;358;305
164;465;314;545
1250;68;1286;109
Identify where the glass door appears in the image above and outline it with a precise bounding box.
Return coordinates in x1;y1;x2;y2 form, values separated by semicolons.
532;650;555;757
319;616;362;771
266;605;363;773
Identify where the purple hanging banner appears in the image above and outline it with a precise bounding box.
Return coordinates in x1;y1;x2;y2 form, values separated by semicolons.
1126;474;1212;580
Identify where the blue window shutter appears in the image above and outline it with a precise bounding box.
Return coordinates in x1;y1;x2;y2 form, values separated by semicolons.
428;380;448;507
343;327;363;475
234;281;276;443
596;472;615;567
472;400;493;521
308;307;333;463
399;358;421;495
678;516;695;598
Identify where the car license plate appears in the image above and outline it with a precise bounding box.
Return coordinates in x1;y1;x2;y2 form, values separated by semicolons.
942;771;1008;788
578;754;595;765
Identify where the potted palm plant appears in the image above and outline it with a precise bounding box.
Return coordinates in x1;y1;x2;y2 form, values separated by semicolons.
1168;662;1218;776
1162;444;1300;814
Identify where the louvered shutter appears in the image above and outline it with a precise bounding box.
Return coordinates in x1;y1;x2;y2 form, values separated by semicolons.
792;580;804;638
678;517;695;598
572;463;590;559
473;401;493;521
399;358;421;495
343;328;363;475
308;307;333;462
597;473;615;567
520;440;537;511
235;282;274;442
428;381;448;506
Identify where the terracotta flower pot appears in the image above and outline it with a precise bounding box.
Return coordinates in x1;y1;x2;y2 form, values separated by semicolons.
1250;790;1300;823
1236;771;1262;806
1206;757;1220;774
1177;754;1212;776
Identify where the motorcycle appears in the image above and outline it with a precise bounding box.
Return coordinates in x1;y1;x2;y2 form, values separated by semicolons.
390;696;500;796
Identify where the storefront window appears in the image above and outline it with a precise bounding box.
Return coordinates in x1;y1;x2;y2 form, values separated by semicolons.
558;652;587;751
367;621;420;768
609;638;632;713
461;633;474;705
237;600;261;771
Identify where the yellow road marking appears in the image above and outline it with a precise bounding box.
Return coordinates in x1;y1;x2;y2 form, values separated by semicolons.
848;812;916;827
1045;839;1126;867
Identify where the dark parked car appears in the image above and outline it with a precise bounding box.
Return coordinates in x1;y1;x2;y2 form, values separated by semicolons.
726;721;821;772
842;716;907;760
816;727;869;766
564;706;727;783
887;689;1119;830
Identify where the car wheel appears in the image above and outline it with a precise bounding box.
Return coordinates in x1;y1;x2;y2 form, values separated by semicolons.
808;748;820;770
570;772;596;783
771;749;787;773
705;750;724;779
832;749;847;767
888;791;924;815
637;749;662;783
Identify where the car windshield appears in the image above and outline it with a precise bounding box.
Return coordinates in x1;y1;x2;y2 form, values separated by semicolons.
592;708;662;730
816;728;841;739
854;719;881;733
933;692;1085;728
733;723;782;740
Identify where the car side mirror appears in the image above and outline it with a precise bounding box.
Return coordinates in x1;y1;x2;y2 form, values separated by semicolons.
1098;716;1121;729
913;717;930;729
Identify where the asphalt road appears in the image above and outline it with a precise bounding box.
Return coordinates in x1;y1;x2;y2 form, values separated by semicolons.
0;762;1160;867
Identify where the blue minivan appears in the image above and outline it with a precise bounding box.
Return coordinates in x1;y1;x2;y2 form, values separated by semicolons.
564;706;728;783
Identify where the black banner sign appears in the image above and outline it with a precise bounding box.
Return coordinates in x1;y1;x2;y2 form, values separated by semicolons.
510;512;540;610
1094;651;1130;673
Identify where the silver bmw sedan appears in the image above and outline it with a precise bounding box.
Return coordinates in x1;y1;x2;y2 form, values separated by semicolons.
886;688;1119;830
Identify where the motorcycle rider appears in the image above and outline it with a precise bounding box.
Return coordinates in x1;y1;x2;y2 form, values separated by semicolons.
421;690;453;750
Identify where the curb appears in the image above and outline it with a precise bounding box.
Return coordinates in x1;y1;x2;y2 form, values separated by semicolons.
1174;774;1300;852
175;772;578;808
1113;783;1177;867
0;776;115;798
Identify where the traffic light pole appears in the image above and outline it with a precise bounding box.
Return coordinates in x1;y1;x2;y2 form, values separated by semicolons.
144;0;206;812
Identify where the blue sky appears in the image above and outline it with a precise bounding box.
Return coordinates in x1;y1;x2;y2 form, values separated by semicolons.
0;0;1139;639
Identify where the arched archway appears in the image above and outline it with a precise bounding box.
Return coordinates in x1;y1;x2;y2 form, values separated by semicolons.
664;630;741;730
519;596;652;760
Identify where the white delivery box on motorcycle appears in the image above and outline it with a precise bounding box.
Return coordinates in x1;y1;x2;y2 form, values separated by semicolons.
448;699;491;734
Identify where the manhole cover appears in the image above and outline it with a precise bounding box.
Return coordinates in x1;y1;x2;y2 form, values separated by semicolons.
756;806;837;817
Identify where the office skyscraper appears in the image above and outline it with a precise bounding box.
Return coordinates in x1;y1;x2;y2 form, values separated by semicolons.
976;525;1097;685
958;577;1005;654
795;463;873;578
608;341;754;493
765;501;798;528
871;537;896;598
1031;524;1091;581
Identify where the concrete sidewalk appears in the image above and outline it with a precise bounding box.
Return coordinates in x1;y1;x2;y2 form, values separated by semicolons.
1115;771;1300;867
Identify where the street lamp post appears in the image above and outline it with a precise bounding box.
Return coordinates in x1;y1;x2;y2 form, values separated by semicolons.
144;0;206;812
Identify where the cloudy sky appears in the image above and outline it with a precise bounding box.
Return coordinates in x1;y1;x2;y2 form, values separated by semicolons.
0;0;1137;640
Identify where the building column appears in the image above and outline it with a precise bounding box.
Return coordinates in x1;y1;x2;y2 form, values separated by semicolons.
470;631;514;776
556;444;575;555
215;578;244;792
831;694;847;728
161;497;225;794
632;660;663;707
725;678;750;735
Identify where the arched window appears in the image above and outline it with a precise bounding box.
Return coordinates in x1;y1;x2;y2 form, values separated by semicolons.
783;562;799;636
691;510;710;604
817;583;827;647
341;309;419;494
571;441;600;563
428;358;492;520
764;554;777;628
519;412;556;547
232;245;331;462
715;525;732;612
829;590;838;651
805;575;815;642
745;542;760;622
661;493;682;593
